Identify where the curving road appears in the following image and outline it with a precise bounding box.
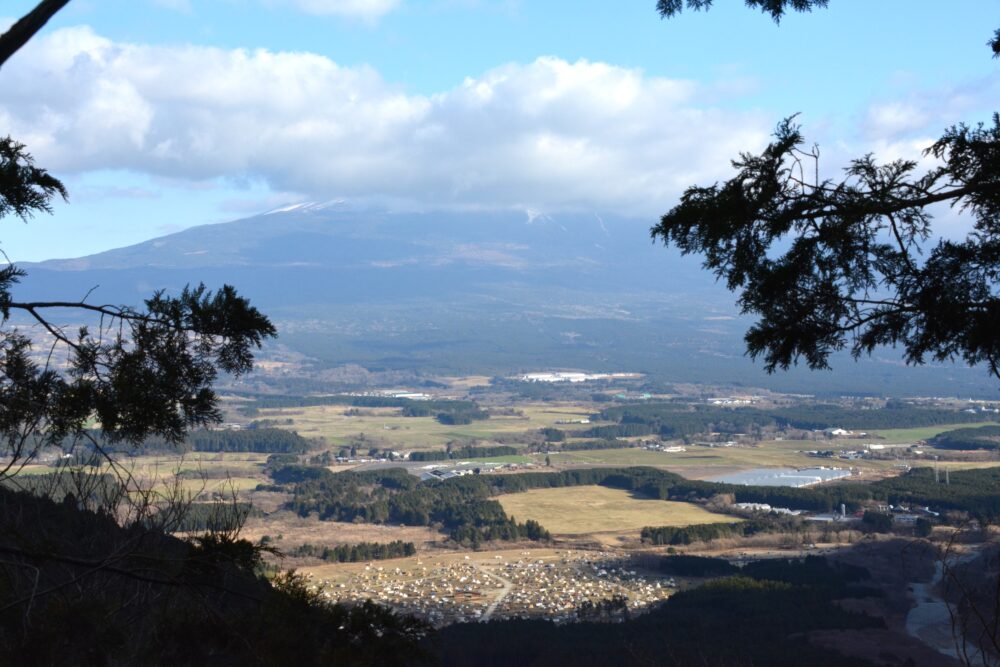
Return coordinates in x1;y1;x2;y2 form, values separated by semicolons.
478;567;514;622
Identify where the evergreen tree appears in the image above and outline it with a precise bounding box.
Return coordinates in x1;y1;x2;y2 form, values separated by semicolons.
654;1;1000;381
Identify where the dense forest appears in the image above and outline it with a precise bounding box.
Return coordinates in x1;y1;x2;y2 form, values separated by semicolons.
640;517;800;546
275;467;551;546
556;439;635;452
184;429;312;453
929;424;1000;450
292;541;417;562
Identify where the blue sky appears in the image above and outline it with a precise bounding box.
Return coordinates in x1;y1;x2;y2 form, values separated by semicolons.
1;0;998;260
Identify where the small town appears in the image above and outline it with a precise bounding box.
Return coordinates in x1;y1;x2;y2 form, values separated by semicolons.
315;550;675;626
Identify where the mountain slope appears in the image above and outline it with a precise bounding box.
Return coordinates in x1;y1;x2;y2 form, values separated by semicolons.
14;205;999;396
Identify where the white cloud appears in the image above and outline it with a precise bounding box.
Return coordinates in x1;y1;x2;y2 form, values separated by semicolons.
864;102;929;139
0;25;775;216
862;75;1000;143
277;0;401;20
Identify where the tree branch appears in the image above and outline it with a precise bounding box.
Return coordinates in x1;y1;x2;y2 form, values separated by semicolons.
785;181;1000;224
0;0;72;69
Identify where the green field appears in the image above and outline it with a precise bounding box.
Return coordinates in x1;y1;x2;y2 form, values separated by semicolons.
497;485;736;535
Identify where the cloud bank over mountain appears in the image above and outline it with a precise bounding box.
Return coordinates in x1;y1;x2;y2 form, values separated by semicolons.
2;25;770;216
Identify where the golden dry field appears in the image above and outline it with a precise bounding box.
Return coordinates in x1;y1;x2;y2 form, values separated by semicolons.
13;452;270;500
497;485;737;535
241;512;443;549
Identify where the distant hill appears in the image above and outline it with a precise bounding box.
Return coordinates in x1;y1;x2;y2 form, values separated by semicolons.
25;203;715;304
929;425;1000;450
14;203;1000;397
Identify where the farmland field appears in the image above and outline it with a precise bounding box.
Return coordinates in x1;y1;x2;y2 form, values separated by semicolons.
12;452;270;499
548;437;1000;475
497;485;736;535
253;401;603;450
240;513;443;550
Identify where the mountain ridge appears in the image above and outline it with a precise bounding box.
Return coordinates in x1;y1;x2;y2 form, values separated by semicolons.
12;205;999;397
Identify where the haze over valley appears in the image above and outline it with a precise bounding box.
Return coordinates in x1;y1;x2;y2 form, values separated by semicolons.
18;203;1000;398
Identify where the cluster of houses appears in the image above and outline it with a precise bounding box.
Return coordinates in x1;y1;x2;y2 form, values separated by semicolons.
515;372;643;383
345;390;434;401
490;553;673;622
875;503;941;525
804;442;919;461
737;498;943;526
316;550;675;627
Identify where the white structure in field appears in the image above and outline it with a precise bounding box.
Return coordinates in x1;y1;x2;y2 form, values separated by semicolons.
710;467;852;488
516;371;642;383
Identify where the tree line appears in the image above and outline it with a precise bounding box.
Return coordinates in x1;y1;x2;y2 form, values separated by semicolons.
640;518;794;546
408;445;518;461
292;540;416;562
556;439;635;452
929;424;1000;450
64;427;311;455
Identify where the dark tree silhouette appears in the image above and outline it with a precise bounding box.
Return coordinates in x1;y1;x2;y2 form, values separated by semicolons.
0;0;71;68
657;0;828;23
653;2;1000;380
0;140;275;479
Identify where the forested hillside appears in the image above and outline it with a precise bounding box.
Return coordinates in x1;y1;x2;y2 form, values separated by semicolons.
0;486;429;666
